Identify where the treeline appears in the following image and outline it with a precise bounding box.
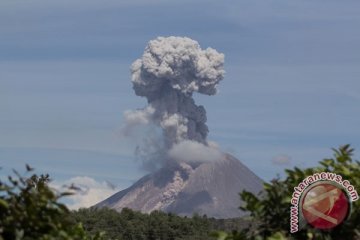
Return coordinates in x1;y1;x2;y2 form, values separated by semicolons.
69;207;249;240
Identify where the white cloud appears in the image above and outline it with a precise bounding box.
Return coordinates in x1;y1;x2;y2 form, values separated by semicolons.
271;154;291;165
168;140;224;163
51;176;119;210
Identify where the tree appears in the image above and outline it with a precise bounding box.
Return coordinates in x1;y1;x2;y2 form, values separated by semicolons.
215;145;360;240
0;166;104;240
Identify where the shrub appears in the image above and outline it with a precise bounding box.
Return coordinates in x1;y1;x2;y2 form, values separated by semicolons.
0;166;104;240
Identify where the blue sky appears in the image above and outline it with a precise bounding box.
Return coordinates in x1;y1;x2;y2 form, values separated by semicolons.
1;0;360;207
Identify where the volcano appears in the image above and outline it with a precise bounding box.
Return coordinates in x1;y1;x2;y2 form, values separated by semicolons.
96;37;262;218
96;153;263;218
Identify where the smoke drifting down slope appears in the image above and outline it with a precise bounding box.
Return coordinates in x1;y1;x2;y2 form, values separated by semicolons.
123;36;225;169
97;154;263;218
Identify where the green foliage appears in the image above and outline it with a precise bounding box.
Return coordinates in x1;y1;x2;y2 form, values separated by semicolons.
0;166;104;240
221;145;360;240
70;207;214;240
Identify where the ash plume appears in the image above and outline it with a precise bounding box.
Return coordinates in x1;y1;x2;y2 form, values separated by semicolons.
123;36;225;169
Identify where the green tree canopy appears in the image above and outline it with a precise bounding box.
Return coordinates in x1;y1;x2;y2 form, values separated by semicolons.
0;166;104;240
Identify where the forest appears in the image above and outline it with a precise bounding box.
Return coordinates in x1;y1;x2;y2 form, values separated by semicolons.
70;207;248;240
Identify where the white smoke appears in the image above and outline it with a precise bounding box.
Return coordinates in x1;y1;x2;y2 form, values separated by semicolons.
123;36;225;169
123;106;155;136
168;140;223;163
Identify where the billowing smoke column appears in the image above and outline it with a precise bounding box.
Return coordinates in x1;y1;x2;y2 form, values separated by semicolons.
124;36;224;168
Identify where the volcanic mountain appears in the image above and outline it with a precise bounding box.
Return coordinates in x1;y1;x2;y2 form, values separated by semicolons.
96;153;263;218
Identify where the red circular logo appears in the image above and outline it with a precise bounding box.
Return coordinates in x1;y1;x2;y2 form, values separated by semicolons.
301;182;350;229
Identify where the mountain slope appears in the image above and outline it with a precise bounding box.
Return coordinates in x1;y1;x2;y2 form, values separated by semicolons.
96;153;263;218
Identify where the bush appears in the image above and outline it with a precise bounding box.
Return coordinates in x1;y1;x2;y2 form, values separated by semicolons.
0;166;104;240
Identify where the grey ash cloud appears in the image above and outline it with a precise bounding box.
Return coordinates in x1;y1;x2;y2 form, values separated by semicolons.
123;36;225;170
